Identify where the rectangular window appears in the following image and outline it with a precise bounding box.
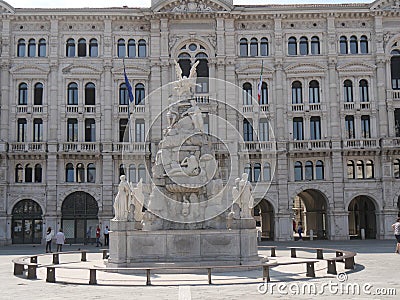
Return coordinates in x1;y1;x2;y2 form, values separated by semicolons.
310;117;321;140
135;120;145;142
309;87;320;103
17;119;27;142
67;119;78;142
33;119;43;142
345;116;355;139
395;109;400;137
361;115;371;138
259;120;269;141
85;119;96;142
119;119;128;142
243;119;253;142
293;118;304;140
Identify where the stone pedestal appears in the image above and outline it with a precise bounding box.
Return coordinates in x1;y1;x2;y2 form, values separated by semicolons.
108;220;259;267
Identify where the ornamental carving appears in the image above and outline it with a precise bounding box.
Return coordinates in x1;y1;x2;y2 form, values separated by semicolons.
235;22;273;31
282;21;323;30
171;0;214;13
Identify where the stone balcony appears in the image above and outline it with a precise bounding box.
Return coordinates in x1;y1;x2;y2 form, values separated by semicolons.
10;142;47;152
343;138;380;149
58;142;101;152
240;141;276;152
112;142;149;153
16;105;46;114
387;89;400;101
289;140;331;151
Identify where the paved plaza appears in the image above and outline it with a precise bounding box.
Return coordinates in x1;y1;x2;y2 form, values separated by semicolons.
0;240;399;299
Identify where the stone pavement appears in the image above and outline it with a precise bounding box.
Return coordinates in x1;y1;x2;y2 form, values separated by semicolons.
0;240;399;300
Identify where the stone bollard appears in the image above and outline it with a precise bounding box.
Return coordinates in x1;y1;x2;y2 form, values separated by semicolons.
360;228;365;240
309;229;314;241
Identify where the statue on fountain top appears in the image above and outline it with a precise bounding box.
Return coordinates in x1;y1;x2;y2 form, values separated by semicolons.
174;60;200;97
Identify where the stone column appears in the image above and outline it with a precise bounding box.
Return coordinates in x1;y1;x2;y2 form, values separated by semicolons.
328;211;349;240
275;212;292;241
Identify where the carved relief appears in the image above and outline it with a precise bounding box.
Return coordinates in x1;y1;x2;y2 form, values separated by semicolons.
113;23;150;32
334;20;372;28
282;21;324;30
235;22;273;31
13;23;50;31
171;0;214;13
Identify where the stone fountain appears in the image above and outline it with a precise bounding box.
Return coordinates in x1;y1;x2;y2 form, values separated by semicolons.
108;62;259;267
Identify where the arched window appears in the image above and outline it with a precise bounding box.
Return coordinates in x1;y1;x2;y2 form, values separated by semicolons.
260;82;268;105
34;83;43;105
119;164;126;177
309;80;320;103
89;39;98;57
250;38;258;56
299;36;308;55
28;39;36;57
195;53;209;93
340;36;348;54
87;163;96;183
288;37;297;55
138;164;146;183
360;35;368;54
356;160;365;179
259;119;269;141
292;81;302;104
66;38;75;57
244;163;252;182
294;161;303;181
76;163;85;183
78;38;87;57
18;83;28;105
138;39;146;57
66;163;74;182
345;115;355;139
25;164;33;183
243;119;253;142
366;160;374;179
117;39;126;58
17;39;26;57
128;39;136;58
305;161;313;180
129;164;136;183
311;36;320;55
85;82;95;105
15;164;23;183
260;38;268;56
240;38;248;57
135;83;145;105
68;83;78;105
253;163;261;182
263;163;271;181
316;160;324;180
344;80;353;102
347;160;355;179
119;83;128;105
243;83;252;105
359;79;369;102
38;39;46;57
178;52;191;77
34;164;42;183
394;159;400;178
350;36;358;54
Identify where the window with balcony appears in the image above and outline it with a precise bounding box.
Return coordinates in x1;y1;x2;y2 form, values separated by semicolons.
34;164;42;183
67;119;78;142
264;163;271;181
15;164;23;183
119;119;128;142
305;161;313;180
135;83;145;105
309;80;320;103
89;39;98;57
344;80;353;102
253;163;261;182
78;38;87;57
391;50;400;90
34;83;43;105
240;38;248;57
128;39;136;57
243;83;252;105
299;37;308;55
316;160;324;180
33;119;43;142
293;117;304;140
360;35;368;54
135;120;145;142
85;119;95;142
85;82;95;105
250;38;258;57
138;39;147;58
118;39;126;58
67;83;78;105
259;82;268;105
76;163;85;183
66;163;74;182
17;39;26;57
129;164;136;183
294;161;303;181
361;115;371;138
259;119;269;141
138;164;146;183
38;39;46;57
394;159;400;178
345;116;355;139
292;81;302;104
28;39;36;57
350;36;358;54
340;36;348;54
66;38;75;57
18;83;28;105
243;119;253;142
87;163;96;183
17;119;27;142
311;36;320;55
25;164;33;183
359;79;369;102
310;116;321;140
347;160;355;179
119;83;129;105
288;37;297;55
260;38;269;56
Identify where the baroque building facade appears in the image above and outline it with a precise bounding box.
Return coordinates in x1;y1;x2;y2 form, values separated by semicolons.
0;0;400;244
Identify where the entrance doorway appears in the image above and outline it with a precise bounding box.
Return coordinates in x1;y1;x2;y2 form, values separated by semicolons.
12;199;43;244
348;196;377;239
253;199;274;240
61;192;99;244
293;189;328;239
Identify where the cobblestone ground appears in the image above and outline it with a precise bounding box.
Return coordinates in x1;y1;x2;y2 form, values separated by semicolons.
1;240;399;300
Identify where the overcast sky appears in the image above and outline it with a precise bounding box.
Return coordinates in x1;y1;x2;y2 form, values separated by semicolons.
7;0;374;9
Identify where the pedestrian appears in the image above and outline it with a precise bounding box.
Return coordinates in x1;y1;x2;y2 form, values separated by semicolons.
392;217;400;254
45;227;53;253
56;228;66;252
104;225;109;246
96;225;102;247
85;226;92;245
297;223;303;240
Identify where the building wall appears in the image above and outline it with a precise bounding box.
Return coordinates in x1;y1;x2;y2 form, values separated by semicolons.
0;0;400;244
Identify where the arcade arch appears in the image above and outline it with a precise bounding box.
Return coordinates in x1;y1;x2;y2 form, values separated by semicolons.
348;195;377;239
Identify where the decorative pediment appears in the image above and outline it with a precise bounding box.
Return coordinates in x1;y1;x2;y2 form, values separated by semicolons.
285;63;327;75
62;64;102;75
337;62;376;74
371;0;400;11
152;0;233;13
0;1;14;14
10;64;49;75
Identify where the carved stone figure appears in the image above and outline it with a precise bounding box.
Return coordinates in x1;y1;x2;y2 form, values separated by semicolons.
174;60;200;97
182;195;190;216
182;100;203;131
113;175;131;221
131;179;145;222
238;173;254;219
168;155;199;177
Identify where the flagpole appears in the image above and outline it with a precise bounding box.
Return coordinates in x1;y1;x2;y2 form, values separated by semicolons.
123;58;135;149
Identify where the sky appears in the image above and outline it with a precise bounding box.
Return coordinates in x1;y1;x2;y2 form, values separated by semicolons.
7;0;374;9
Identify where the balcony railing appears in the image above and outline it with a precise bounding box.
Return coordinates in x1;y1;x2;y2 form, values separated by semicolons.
291;104;304;112
84;105;96;113
32;105;43;113
59;142;100;152
343;139;379;149
260;104;269;112
360;102;371;110
113;142;148;153
309;103;321;111
240;141;275;152
66;105;79;113
242;105;253;113
16;105;28;113
392;90;400;100
10;142;47;152
289;140;330;151
343;102;355;110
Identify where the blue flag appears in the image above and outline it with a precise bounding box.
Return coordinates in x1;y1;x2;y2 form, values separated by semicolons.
124;67;134;103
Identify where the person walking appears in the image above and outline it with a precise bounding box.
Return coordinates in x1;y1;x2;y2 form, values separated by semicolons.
392;217;400;254
96;225;102;247
297;223;303;241
104;225;109;246
56;228;66;252
45;227;53;253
